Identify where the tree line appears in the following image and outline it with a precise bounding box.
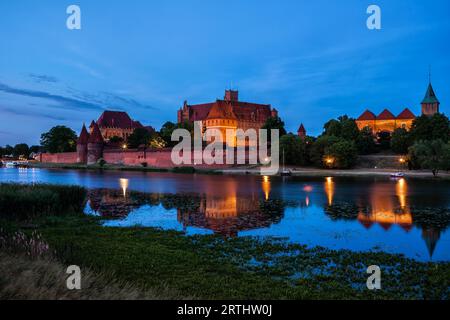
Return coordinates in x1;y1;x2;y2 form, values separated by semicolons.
4;113;449;175
268;113;450;175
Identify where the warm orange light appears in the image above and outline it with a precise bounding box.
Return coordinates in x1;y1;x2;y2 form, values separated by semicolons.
325;177;334;206
122;144;128;150
262;176;271;200
399;157;405;163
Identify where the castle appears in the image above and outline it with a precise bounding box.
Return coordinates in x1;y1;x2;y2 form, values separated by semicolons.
90;110;149;142
178;90;279;146
356;82;440;133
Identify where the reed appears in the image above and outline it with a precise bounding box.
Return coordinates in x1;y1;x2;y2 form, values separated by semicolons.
0;183;86;219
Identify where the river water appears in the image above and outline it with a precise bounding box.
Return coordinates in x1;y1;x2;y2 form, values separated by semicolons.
1;167;449;261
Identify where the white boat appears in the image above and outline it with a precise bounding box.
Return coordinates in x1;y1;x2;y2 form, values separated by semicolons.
280;150;292;176
390;172;405;178
4;161;19;168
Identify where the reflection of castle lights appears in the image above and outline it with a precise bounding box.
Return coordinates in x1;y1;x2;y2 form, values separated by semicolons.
262;176;271;200
305;196;310;207
119;178;129;197
324;177;334;206
396;178;407;209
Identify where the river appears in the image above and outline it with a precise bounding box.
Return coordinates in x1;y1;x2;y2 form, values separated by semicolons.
1;167;450;261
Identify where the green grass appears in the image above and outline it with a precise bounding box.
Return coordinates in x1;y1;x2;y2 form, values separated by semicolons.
3;214;447;300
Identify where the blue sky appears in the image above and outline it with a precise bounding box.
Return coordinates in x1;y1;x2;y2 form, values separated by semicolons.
0;0;449;145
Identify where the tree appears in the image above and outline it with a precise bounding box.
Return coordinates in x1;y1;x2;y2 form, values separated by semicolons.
280;134;309;166
310;135;341;167
408;140;450;176
2;145;14;157
127;128;152;148
109;136;124;144
390;128;411;154
13;143;29;158
410;113;450;142
40;126;77;153
356;126;377;155
324;140;358;169
324;115;359;141
377;131;391;150
262;116;287;136
160;121;194;147
149;134;167;149
29;145;41;154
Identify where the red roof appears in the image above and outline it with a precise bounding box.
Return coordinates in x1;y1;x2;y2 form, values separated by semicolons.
77;124;90;144
396;108;415;120
88;122;104;144
188;103;215;121
377;109;396;120
97;111;143;129
298;124;306;133
186;100;272;122
206;100;237;120
183;91;273;123
357;110;376;121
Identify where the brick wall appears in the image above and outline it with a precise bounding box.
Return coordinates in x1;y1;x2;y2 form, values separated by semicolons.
40;149;235;169
40;152;78;164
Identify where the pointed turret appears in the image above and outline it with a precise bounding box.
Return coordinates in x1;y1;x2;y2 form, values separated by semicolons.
88;122;104;144
76;124;90;164
77;124;90;145
421;82;440;116
297;124;306;139
87;121;104;165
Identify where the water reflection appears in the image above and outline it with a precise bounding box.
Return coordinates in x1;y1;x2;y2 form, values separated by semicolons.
119;178;129;198
324;177;334;206
1;167;448;261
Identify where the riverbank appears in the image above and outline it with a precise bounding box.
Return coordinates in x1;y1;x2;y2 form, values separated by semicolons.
221;167;450;179
23;161;450;179
25;161;222;175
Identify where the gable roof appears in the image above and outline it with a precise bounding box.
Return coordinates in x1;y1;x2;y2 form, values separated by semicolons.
377;109;396;120
397;108;416;120
422;83;439;104
357;110;377;121
206;100;237;120
97;111;143;129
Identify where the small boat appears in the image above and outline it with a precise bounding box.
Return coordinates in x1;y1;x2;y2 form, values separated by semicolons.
390;172;405;178
280;150;292;176
4;161;19;168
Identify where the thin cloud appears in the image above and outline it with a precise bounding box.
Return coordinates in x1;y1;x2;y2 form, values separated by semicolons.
28;74;59;84
0;82;105;112
0;105;69;121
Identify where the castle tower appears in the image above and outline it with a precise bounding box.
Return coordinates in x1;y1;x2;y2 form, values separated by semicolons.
297;124;306;139
421;82;440;116
224;89;239;102
204;100;238;147
87;121;104;165
76;124;90;164
271;108;279;118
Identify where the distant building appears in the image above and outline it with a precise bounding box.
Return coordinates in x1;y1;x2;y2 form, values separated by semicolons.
297;124;306;139
356;82;440;134
91;111;147;142
177;90;278;146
